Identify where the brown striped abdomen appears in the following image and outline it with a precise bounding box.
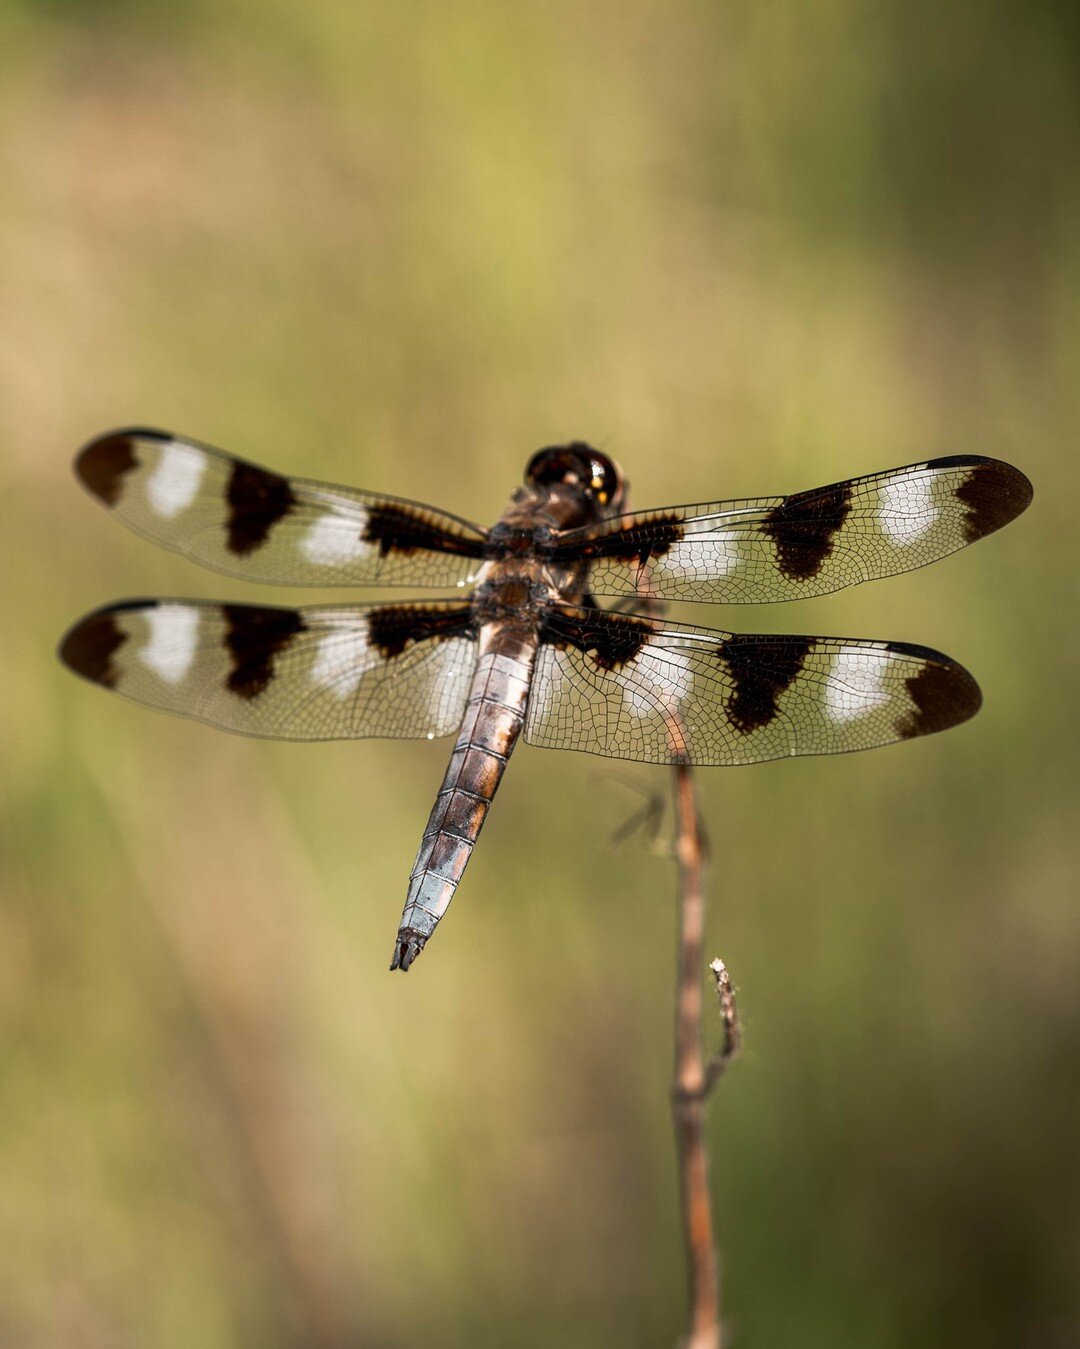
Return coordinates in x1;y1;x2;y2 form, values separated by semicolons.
390;629;536;971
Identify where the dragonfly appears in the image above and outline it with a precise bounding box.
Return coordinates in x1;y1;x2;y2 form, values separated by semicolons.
60;429;1032;970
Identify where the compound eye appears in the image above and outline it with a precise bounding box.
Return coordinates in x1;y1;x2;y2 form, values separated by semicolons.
586;453;623;508
525;447;576;487
525;443;623;508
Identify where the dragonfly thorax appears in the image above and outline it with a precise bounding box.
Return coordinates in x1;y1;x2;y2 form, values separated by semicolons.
472;573;550;626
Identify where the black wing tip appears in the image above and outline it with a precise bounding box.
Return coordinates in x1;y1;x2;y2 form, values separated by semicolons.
59;609;122;687
890;645;983;739
389;929;428;972
963;459;1034;539
75;428;172;505
58;599;161;684
926;455;1034;536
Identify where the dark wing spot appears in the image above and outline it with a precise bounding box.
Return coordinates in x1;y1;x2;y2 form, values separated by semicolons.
589;515;684;565
718;634;813;734
75;431;143;506
543;514;684;566
364;503;485;559
222;606;306;699
893;647;982;739
762;481;853;581
226;462;297;556
59;601;151;687
952;459;1034;543
540;607;653;671
367;605;477;660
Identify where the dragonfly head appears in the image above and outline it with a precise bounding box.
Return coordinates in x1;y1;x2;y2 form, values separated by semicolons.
525;442;627;517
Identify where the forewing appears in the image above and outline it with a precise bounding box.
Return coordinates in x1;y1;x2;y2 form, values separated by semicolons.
75;428;488;588
59;599;478;741
545;456;1032;603
525;605;981;765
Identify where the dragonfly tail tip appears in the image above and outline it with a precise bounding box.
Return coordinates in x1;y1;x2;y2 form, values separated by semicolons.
390;929;428;972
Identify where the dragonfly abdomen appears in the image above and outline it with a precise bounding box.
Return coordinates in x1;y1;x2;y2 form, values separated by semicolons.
390;628;537;971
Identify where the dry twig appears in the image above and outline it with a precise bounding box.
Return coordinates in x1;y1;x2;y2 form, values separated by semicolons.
620;566;743;1346
670;757;741;1349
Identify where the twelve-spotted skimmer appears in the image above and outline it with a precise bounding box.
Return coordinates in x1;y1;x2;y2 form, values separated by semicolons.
60;431;1031;970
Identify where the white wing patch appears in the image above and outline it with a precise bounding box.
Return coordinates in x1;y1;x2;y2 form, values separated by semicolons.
657;535;738;581
301;498;372;566
824;644;893;723
145;441;207;519
310;621;374;699
878;469;939;544
623;643;695;718
138;604;199;684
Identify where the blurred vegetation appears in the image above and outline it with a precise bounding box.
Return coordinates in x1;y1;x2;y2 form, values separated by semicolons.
1;3;1076;1346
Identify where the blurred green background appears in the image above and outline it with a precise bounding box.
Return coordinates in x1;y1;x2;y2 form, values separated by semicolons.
1;2;1076;1346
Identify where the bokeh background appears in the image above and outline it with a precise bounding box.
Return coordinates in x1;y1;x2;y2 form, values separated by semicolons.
2;3;1077;1346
